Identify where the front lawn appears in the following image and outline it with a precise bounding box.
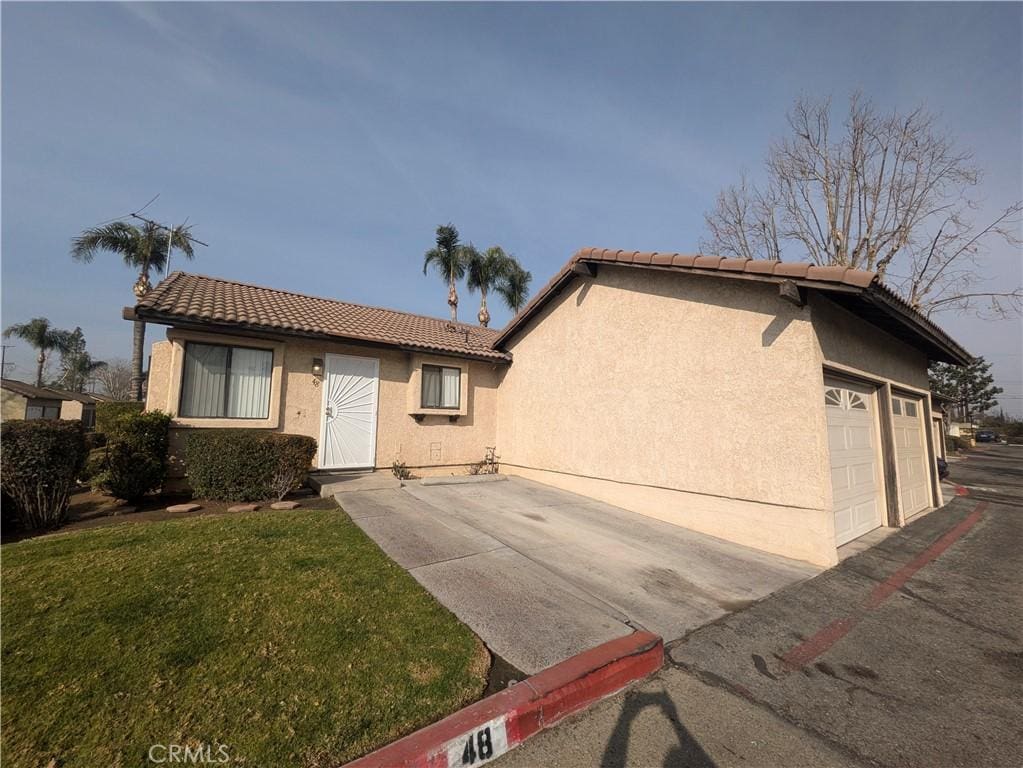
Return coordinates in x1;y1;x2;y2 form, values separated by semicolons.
1;506;488;767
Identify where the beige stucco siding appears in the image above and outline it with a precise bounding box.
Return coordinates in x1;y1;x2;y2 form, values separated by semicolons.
280;340;501;470
149;329;501;478
811;295;930;390
59;400;84;421
1;390;27;422
496;266;837;565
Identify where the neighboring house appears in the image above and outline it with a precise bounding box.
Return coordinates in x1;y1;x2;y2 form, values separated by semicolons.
1;378;102;428
133;248;970;567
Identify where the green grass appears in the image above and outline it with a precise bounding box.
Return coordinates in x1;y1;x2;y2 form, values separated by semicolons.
1;506;488;767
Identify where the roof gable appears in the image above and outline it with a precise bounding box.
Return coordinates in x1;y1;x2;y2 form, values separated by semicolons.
493;248;971;366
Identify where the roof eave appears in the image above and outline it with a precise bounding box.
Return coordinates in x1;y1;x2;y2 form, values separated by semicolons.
861;287;973;366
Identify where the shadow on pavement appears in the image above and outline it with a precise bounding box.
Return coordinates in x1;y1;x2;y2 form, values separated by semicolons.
601;689;716;768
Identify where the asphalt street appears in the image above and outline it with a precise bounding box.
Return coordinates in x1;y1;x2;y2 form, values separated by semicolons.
497;445;1022;768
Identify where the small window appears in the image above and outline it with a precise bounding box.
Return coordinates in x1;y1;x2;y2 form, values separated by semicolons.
892;399;902;416
179;342;273;419
904;400;918;418
421;365;460;409
849;393;867;410
824;388;843;407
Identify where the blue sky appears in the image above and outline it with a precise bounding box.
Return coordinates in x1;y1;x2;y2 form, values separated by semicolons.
2;2;1021;412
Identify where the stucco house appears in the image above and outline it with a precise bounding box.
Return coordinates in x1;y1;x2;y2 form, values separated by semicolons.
1;378;101;428
132;247;970;567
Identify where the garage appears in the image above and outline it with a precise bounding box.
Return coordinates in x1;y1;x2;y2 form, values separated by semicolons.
892;394;931;518
825;379;884;546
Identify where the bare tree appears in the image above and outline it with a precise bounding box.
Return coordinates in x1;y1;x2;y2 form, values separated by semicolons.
703;92;1022;317
94;359;134;401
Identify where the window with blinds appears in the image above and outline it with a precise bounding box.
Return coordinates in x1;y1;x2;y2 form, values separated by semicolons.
179;342;273;419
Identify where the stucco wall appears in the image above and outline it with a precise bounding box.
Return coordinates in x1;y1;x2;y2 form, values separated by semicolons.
810;295;930;389
59;400;84;421
280;339;502;470
151;329;502;478
1;390;26;422
495;265;838;565
146;339;174;414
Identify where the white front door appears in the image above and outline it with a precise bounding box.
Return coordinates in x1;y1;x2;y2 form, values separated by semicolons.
825;379;884;546
892;395;930;518
319;353;380;470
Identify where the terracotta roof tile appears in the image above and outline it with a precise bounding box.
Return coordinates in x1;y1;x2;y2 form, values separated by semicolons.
136;273;509;361
772;262;811;278
694;255;725;269
718;258;751;272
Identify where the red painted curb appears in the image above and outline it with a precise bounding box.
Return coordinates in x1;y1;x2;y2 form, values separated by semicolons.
345;631;664;768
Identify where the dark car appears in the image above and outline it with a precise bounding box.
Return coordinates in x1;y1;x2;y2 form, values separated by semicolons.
976;430;997;443
937;457;949;480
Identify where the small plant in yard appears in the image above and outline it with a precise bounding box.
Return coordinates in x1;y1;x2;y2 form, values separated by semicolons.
391;459;414;480
186;430;316;501
1;420;87;529
90;410;172;502
468;446;499;475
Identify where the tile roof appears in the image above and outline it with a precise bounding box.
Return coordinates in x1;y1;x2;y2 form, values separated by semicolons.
1;378;100;403
493;247;972;365
134;272;509;361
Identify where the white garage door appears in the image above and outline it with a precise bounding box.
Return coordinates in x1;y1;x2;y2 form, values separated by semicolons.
892;395;930;518
826;380;884;546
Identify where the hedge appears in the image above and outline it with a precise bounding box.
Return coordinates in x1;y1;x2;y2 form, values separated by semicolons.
1;420;87;530
94;401;144;435
185;431;317;502
91;410;172;502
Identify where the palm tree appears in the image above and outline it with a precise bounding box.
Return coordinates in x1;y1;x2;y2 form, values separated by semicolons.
494;261;533;314
71;220;195;401
466;246;513;327
2;317;72;387
423;224;467;323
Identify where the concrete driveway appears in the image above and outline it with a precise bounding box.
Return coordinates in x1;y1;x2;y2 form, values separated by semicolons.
498;445;1022;767
337;476;817;674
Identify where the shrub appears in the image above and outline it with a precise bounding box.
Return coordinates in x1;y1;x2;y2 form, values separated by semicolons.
391;459;413;481
185;430;317;502
0;420;87;529
93;398;144;435
91;410;172;502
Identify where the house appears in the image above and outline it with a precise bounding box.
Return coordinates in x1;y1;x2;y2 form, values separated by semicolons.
1;378;102;428
132;248;970;567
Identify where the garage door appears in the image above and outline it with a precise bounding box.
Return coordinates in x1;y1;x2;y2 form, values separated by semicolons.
892;395;931;517
825;380;884;546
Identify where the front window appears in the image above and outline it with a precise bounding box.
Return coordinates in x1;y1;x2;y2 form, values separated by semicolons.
179;342;273;419
421;364;460;409
26;404;59;420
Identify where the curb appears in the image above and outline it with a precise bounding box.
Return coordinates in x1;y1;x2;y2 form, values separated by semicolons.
345;631;663;768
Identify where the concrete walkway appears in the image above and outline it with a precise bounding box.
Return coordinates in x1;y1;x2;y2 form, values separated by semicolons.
337;476;818;674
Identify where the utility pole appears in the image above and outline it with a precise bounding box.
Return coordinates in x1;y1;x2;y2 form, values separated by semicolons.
1;344;13;377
